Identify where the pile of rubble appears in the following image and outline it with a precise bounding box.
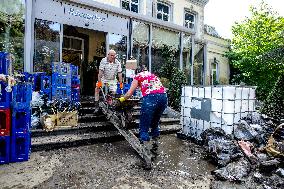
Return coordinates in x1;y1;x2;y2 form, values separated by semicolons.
200;113;284;189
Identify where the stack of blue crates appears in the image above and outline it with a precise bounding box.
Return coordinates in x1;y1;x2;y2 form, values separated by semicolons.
71;65;80;103
40;75;52;100
52;62;71;101
0;52;11;165
11;83;32;163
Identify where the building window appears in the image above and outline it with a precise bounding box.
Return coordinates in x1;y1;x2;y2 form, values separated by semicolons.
156;2;171;22
184;11;195;29
211;58;219;85
122;0;139;13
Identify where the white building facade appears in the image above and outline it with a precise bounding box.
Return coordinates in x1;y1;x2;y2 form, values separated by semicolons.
0;0;230;93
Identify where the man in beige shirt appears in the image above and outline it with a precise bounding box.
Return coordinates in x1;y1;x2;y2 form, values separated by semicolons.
95;49;123;104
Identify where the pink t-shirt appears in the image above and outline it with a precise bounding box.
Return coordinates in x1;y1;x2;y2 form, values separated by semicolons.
134;71;165;97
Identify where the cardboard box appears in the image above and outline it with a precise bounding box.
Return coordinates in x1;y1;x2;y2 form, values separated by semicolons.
125;59;137;70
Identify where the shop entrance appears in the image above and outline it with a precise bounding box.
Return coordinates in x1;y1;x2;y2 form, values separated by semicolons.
63;25;106;95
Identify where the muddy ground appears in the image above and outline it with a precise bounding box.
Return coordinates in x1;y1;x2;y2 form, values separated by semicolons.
0;134;259;189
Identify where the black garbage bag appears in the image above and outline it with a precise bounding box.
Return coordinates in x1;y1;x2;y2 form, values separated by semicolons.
200;127;232;145
234;120;259;141
207;138;243;167
213;158;251;182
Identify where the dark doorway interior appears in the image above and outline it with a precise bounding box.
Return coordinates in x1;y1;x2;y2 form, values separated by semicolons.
63;25;106;95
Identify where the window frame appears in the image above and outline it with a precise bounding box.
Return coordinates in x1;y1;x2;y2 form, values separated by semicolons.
156;1;172;22
121;0;140;13
184;10;196;30
211;58;219;85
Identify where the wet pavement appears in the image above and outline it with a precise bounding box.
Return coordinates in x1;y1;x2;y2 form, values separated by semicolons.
0;134;215;189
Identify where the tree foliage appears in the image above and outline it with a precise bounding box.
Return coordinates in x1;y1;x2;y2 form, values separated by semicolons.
261;72;284;121
227;1;284;100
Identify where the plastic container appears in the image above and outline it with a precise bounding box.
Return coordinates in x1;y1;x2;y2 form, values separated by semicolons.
52;73;71;88
52;62;71;75
70;64;79;76
12;109;31;134
0;52;10;75
0;81;11;108
52;86;71;101
0;108;11;136
181;86;256;139
0;135;10;164
71;87;80;102
10;133;31;162
12;83;32;111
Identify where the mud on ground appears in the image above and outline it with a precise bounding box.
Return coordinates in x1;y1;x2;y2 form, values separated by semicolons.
0;134;217;189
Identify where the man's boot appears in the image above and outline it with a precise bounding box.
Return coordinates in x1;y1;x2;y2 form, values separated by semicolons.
151;137;159;157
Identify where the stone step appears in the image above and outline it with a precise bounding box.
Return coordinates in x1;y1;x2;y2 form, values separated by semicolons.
31;124;181;152
31;122;114;137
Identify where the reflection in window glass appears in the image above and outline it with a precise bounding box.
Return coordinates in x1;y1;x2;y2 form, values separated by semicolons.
151;27;179;75
0;0;25;73
109;33;127;64
193;43;204;85
34;19;60;73
132;21;149;69
211;59;219;85
182;34;192;85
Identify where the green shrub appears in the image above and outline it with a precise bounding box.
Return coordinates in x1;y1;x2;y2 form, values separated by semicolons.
261;72;284;121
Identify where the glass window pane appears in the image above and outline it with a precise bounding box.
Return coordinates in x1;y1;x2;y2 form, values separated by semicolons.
182;34;192;85
71;38;82;50
151;27;180;75
0;0;25;73
122;1;130;10
163;14;168;21
157;13;162;20
34;19;60;73
164;5;169;13
109;33;127;64
132;21;149;68
131;4;138;13
132;0;138;3
193;43;204;85
157;3;163;11
63;37;70;49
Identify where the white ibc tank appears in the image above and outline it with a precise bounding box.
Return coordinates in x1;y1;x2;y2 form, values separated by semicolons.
181;86;256;139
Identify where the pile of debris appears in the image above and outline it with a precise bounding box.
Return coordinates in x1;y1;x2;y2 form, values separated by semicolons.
200;112;284;189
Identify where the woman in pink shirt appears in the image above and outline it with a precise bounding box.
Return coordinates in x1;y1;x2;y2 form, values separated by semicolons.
119;66;168;154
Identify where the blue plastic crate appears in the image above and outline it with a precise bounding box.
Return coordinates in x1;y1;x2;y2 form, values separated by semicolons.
52;86;71;101
52;62;71;74
40;76;52;100
12;109;31;134
24;72;45;91
52;73;71;88
0;136;10;164
71;76;80;86
71;88;80;102
12;83;32;111
0;52;10;75
123;83;131;94
0;81;11;108
70;64;79;76
10;133;31;162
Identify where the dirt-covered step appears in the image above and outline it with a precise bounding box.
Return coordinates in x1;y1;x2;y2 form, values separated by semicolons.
31;121;115;137
78;114;107;123
31;124;181;152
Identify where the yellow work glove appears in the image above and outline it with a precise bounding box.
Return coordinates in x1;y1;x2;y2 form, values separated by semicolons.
119;96;126;102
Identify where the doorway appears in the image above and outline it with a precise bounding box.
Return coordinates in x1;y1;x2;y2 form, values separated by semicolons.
63;25;106;95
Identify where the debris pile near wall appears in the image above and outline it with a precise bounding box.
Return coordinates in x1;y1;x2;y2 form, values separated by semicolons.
200;112;284;188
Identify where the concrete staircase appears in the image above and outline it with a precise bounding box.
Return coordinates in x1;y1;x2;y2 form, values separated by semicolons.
31;97;181;151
